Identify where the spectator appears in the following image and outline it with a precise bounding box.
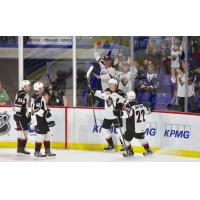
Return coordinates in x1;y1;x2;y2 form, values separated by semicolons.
170;37;184;83
160;39;171;75
193;66;200;110
176;61;196;112
136;61;159;109
118;62;132;93
0;81;10;105
143;39;160;69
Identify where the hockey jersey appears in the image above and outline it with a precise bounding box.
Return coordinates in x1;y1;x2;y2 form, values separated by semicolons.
118;71;132;93
31;94;49;125
94;51;117;91
14;90;30;116
95;89;126;119
122;100;151;133
171;47;183;68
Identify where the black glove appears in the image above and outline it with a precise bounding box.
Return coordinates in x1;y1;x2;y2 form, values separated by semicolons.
88;88;95;95
115;103;123;110
14;112;22;122
44;109;51;118
113;109;123;117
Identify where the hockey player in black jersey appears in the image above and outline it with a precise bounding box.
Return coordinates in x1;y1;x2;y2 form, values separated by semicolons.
90;78;126;151
14;80;31;154
113;91;153;157
31;82;56;157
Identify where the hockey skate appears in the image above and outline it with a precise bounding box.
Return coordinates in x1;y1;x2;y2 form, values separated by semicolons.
143;149;153;156
45;151;56;157
17;148;30;155
104;145;115;152
123;148;134;157
120;144;125;152
34;152;46;158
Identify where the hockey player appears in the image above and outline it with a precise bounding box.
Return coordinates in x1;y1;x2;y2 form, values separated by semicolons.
93;43;118;91
113;91;153;157
14;80;32;154
31;82;56;157
90;78;126;151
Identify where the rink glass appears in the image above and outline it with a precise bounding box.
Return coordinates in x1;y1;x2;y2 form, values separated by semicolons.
0;37;18;105
23;36;73;106
0;36;199;113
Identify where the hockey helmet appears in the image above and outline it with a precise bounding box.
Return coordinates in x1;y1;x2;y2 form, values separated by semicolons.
127;91;136;100
21;80;31;89
108;78;118;85
33;82;44;91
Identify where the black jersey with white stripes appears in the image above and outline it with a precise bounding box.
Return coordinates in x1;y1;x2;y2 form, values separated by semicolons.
14;89;29;115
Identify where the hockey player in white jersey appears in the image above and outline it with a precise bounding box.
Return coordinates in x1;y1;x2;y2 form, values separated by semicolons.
13;80;32;154
89;78;126;151
113;91;153;157
93;43;118;91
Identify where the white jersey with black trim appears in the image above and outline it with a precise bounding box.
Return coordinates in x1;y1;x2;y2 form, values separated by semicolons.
171;47;183;68
95;89;126;119
122;100;151;133
118;71;132;93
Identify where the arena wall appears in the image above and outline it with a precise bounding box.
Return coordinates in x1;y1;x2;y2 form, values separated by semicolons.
0;106;200;158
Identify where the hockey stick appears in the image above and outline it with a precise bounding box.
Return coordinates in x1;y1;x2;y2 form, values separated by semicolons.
86;66;97;127
112;99;129;156
10;100;28;139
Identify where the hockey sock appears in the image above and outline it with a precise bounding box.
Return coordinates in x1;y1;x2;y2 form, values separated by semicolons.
44;141;50;153
106;137;114;147
35;142;42;153
142;143;150;151
17;138;27;150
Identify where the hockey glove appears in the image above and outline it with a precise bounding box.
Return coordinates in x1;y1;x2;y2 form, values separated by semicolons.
113;109;123;117
115;103;123;110
88;88;95;95
14;112;22;122
44;109;52;118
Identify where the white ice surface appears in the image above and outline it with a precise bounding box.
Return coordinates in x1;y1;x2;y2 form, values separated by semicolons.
0;148;199;162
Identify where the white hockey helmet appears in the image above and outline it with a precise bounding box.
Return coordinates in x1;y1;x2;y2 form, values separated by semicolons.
127;91;136;100
33;82;44;91
21;80;31;89
108;78;118;85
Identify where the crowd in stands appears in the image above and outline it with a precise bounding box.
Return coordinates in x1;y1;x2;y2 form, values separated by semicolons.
86;37;200;112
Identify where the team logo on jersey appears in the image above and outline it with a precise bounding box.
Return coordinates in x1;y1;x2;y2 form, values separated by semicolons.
0;112;10;135
106;97;113;107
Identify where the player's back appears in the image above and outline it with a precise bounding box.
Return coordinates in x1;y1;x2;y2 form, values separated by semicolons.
132;103;150;133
